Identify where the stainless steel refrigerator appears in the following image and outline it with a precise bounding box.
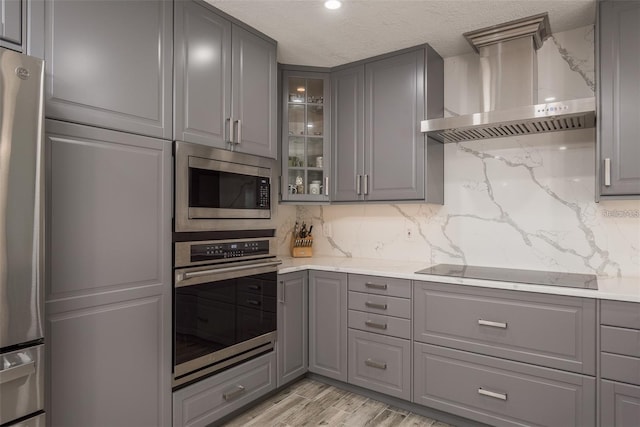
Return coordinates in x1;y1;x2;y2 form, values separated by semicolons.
0;47;46;427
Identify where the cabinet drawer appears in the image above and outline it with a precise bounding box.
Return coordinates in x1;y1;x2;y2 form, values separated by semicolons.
173;352;276;427
349;310;411;339
602;352;640;386
602;326;640;357
414;343;596;427
348;291;411;319
414;281;596;374
602;300;640;329
601;380;640;427
348;329;410;400
348;274;411;298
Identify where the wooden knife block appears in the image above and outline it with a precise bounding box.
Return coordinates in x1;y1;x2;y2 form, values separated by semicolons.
291;236;313;258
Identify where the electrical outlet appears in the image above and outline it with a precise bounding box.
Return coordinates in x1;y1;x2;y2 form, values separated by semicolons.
323;223;332;238
405;226;415;241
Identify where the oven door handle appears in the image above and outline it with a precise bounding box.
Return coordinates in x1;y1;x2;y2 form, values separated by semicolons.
176;259;282;287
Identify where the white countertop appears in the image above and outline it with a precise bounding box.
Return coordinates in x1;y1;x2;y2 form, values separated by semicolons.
278;256;640;303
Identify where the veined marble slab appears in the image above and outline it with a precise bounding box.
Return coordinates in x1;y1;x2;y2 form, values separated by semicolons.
278;256;640;303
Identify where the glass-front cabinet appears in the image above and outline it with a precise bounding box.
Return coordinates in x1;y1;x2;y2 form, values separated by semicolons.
281;70;330;202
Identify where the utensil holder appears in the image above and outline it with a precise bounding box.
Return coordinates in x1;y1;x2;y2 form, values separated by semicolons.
291;235;313;258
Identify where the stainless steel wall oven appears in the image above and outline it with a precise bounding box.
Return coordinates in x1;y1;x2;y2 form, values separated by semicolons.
172;236;280;388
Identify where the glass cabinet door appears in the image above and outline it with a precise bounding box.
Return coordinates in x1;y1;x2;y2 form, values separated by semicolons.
282;71;330;201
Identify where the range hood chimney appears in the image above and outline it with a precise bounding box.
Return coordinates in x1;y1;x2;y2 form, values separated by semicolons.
422;13;596;143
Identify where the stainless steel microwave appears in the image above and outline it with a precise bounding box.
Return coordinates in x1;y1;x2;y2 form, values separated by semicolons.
174;141;276;232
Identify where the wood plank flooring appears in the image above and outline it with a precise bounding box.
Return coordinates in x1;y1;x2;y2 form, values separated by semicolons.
222;378;455;427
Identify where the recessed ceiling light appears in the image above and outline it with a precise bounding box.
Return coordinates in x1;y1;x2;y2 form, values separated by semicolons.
324;0;342;10
559;146;567;150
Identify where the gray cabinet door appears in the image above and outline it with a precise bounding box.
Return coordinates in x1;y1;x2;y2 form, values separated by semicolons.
599;0;640;197
601;380;640;427
174;0;231;149
332;65;364;201
43;0;173;139
231;25;277;159
45;120;171;426
414;343;596;427
0;0;24;51
308;270;348;382
414;281;597;375
364;50;425;201
277;272;308;387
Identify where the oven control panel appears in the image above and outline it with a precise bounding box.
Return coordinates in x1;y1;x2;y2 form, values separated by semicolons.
191;239;270;262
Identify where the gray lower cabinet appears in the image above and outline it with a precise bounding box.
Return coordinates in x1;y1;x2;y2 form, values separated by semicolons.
44;120;171;426
598;0;640;197
414;343;596;427
41;0;173;139
308;271;348;382
601;380;640;427
277;272;308;387
0;0;25;51
348;329;410;400
414;281;597;375
331;46;443;203
173;352;277;427
174;0;277;158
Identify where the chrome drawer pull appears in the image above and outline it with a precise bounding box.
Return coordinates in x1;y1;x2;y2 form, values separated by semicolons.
365;301;387;310
478;388;507;401
478;319;507;329
365;359;387;370
365;282;387;290
223;385;246;401
365;320;387;330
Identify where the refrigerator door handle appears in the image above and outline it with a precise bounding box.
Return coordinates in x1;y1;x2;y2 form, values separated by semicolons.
0;360;35;385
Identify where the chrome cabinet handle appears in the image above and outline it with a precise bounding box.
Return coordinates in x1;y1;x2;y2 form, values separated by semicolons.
478;319;507;329
363;174;369;195
325;177;329;196
478;388;507;401
279;280;285;304
223;385;246;401
365;359;387;370
225;117;232;144
365;301;387;310
365;282;387;290
604;158;611;187
365;320;387;330
246;299;261;306
356;175;361;195
234;119;242;145
0;360;35;385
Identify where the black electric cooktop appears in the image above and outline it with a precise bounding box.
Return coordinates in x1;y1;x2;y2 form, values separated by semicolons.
415;264;598;290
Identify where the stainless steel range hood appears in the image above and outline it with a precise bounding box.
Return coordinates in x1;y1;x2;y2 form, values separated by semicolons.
422;13;596;144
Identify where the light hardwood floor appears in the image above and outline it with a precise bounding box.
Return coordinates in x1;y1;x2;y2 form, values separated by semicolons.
222;378;455;427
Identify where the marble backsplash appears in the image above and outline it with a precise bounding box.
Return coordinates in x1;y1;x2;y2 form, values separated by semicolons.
275;25;640;279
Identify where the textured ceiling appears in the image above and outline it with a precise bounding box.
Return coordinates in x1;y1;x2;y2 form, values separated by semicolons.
205;0;595;67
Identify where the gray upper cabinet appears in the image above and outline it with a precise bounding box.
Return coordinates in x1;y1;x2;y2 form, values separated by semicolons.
45;119;171;426
332;65;365;202
231;24;277;159
331;47;443;202
308;270;348;382
277;272;308;387
364;49;425;201
0;0;25;51
42;0;173;139
174;1;277;158
174;0;231;148
598;0;640;198
281;69;331;201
